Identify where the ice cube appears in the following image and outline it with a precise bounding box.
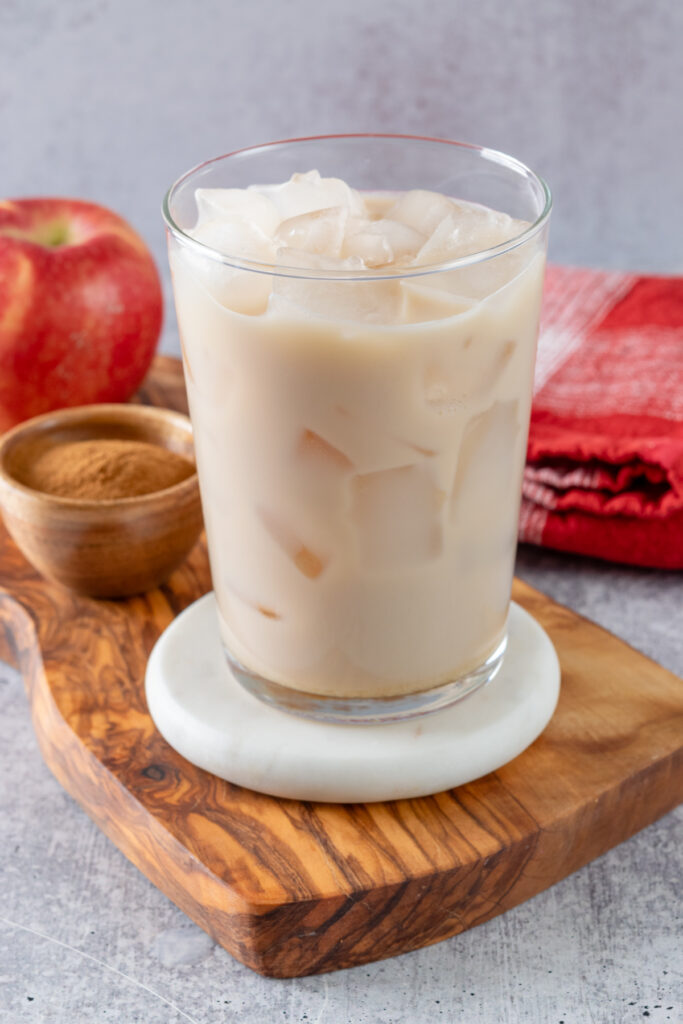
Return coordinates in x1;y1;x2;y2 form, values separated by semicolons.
315;405;429;476
486;339;516;384
298;428;353;472
182;219;275;314
250;170;364;220
423;367;463;414
342;216;394;266
256;605;281;620
351;464;442;569
258;507;327;579
223;580;283;621
341;216;425;267
363;192;396;220
413;203;528;269
387;189;458;235
450;401;520;525
423;337;517;412
444;248;532;299
177;251;272;315
275;206;348;257
266;292;316;320
368;218;426;263
271;249;402;324
275;249;363;272
179;252;272;314
413;213;461;266
446;204;524;258
395;438;438;458
194;187;280;235
191;218;276;262
400;280;475;323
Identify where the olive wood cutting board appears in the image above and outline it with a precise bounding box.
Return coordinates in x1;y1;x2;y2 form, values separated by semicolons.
1;355;681;978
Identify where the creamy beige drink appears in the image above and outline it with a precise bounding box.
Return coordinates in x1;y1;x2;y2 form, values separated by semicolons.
169;168;546;708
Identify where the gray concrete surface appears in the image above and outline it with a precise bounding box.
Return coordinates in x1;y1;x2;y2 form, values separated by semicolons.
1;547;682;1023
1;2;682;1020
1;0;682;359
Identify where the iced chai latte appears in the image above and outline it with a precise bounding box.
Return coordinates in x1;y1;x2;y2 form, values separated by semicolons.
166;140;550;721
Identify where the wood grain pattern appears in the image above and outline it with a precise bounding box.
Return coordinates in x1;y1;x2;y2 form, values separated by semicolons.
1;355;681;978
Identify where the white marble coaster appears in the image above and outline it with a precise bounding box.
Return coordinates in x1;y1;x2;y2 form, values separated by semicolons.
145;594;560;803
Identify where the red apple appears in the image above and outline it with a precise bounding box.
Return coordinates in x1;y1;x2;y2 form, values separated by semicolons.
0;198;163;432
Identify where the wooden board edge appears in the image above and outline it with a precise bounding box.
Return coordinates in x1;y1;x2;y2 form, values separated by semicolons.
252;753;683;976
0;592;273;969
2;584;681;976
0;614;17;668
513;576;683;686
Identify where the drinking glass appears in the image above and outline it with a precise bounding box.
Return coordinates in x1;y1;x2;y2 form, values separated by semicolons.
163;134;551;722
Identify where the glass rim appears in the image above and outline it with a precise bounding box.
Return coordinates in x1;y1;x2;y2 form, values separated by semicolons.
162;133;552;282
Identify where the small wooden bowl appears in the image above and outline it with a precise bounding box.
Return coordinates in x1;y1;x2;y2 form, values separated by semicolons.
0;404;203;598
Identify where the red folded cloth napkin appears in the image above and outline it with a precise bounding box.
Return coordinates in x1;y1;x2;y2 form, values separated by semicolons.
519;265;683;568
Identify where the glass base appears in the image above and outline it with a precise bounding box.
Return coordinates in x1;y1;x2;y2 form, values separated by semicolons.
224;634;507;725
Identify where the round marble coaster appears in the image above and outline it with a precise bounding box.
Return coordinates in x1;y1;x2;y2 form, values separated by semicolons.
145;594;560;803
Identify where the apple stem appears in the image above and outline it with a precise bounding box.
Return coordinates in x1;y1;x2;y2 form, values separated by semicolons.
42;221;71;246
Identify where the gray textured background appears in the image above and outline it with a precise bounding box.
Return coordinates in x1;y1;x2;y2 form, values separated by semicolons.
1;2;682;1021
1;0;682;356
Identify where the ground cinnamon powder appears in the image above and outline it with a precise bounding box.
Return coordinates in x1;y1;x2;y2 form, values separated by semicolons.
19;438;195;500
